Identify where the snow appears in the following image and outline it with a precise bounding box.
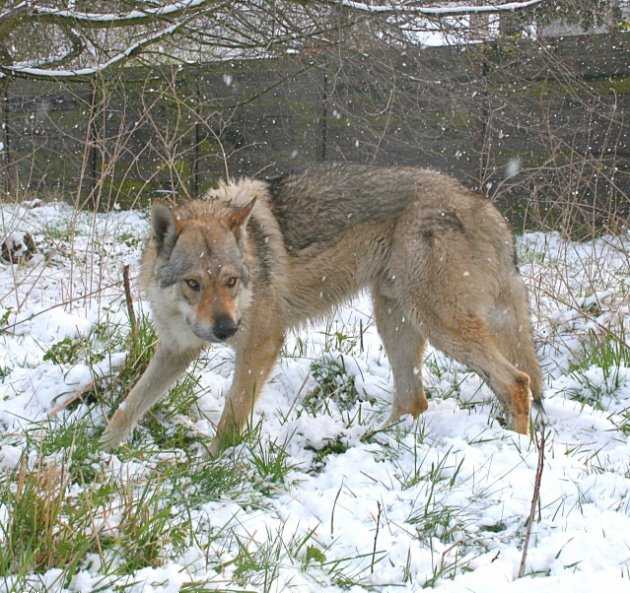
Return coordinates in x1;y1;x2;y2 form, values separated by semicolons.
0;200;629;592
32;0;213;24
337;0;545;16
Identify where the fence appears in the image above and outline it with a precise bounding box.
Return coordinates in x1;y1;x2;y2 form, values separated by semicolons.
1;31;628;230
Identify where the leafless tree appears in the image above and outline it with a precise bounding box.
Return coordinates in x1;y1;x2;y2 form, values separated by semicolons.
0;2;546;80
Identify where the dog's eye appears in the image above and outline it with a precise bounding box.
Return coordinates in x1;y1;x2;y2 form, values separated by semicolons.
226;276;238;288
185;278;201;291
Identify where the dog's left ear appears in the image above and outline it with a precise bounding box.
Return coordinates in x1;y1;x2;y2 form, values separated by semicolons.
152;201;177;256
226;197;257;232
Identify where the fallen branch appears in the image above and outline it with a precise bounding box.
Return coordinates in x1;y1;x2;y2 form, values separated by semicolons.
48;379;98;417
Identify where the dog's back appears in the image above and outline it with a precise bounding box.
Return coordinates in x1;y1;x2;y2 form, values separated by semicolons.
267;164;431;252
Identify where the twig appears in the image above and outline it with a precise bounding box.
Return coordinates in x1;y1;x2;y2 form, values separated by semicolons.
518;427;546;578
48;379;97;417
370;501;382;574
0;279;124;334
122;264;137;338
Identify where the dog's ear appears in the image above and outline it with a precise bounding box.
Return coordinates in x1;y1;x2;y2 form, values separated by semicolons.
151;201;177;255
226;197;256;232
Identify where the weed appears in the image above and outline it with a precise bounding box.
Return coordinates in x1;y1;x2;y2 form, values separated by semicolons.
229;527;285;592
43;336;85;365
570;330;630;375
0;457;101;574
304;354;363;415
38;417;101;483
184;458;243;504
0;306;12;332
144;370;202;448
43;223;74;243
567;330;629;407
248;438;297;495
105;313;158;413
108;476;190;574
116;232;142;249
306;435;349;473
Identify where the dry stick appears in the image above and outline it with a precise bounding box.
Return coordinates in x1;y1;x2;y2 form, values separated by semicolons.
518;427;546;578
48;379;97;417
122;264;136;338
370;501;382;574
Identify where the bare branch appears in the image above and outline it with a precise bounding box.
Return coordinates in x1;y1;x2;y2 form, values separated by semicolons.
0;17;190;80
10;27;87;72
0;2;28;26
330;0;546;17
22;0;220;29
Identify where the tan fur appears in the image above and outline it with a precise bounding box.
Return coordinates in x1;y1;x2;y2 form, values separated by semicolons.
101;164;543;453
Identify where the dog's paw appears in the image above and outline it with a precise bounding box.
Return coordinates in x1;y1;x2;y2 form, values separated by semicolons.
206;438;221;458
100;424;129;451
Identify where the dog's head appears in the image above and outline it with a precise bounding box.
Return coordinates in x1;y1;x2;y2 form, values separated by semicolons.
151;199;255;343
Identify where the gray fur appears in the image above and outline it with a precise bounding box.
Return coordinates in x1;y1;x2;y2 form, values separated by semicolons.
268;164;422;252
248;218;273;283
152;202;177;255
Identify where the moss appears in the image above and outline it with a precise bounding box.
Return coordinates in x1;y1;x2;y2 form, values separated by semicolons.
588;75;630;95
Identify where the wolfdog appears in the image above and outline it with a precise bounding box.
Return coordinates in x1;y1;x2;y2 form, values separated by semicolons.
101;164;542;453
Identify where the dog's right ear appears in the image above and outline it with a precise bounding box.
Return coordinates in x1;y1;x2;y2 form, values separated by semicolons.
151;202;176;255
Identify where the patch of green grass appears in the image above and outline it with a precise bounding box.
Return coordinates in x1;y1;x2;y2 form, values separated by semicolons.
0;306;12;332
38;417;101;483
319;317;367;355
229;527;284;592
183;457;243;505
43;223;74;243
116;313;158;389
304;354;362;415
102;313;158;417
0;364;11;382
116;232;142;249
43;336;85;365
306;435;349;473
248;438;297;496
144;370;203;449
396;441;464;491
570;329;630;373
0;455;106;576
567;330;629;407
108;477;191;574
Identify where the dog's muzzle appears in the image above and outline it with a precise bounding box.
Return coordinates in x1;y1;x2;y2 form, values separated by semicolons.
190;318;239;342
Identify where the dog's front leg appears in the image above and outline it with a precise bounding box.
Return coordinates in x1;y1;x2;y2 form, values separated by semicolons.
211;321;284;455
101;346;199;450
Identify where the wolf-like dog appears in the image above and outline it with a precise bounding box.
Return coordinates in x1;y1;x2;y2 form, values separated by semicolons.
101;164;542;453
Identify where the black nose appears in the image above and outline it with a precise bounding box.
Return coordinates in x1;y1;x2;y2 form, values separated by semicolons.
213;317;238;340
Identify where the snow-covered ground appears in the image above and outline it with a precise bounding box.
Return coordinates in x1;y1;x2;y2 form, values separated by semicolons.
0;201;629;592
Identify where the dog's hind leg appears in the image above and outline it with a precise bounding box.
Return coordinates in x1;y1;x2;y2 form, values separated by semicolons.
211;309;285;455
372;287;428;425
427;318;532;435
101;345;200;450
496;282;544;409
